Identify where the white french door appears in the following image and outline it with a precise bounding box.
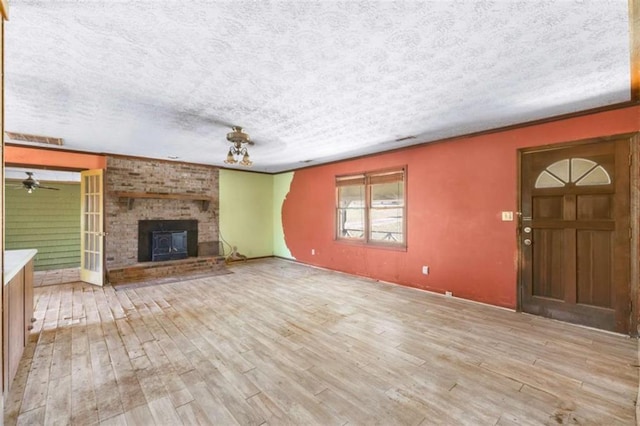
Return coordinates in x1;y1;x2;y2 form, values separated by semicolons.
80;169;104;286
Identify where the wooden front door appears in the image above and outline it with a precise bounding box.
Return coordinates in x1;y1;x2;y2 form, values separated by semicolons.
520;138;630;333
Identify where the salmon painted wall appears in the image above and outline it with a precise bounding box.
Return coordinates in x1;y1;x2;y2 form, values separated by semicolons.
5;145;106;169
281;106;640;309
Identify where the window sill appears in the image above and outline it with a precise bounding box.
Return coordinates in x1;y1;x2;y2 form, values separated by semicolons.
335;238;407;252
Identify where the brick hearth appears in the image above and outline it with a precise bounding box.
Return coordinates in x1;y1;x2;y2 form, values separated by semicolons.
108;255;226;285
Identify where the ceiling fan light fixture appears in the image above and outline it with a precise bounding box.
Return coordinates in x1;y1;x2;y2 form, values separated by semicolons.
223;126;253;167
224;148;237;164
226;126;250;144
240;152;252;166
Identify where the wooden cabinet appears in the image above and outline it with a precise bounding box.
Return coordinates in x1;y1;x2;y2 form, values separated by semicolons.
4;270;24;390
3;250;35;392
24;259;34;346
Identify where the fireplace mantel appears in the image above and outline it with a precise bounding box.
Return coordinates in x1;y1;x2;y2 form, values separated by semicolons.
112;191;215;211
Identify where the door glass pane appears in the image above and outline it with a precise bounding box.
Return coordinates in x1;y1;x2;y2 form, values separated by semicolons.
575;166;611;186
570;158;597;182
535;171;564;188
547;159;570;182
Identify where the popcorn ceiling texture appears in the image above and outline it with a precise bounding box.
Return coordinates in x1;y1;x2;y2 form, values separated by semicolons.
5;1;631;172
104;156;219;269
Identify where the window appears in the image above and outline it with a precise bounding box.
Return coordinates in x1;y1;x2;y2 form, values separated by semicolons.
534;158;611;188
336;167;406;247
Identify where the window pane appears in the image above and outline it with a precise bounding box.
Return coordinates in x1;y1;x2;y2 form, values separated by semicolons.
371;182;404;207
369;207;404;243
337;184;365;239
337;208;365;239
338;185;364;208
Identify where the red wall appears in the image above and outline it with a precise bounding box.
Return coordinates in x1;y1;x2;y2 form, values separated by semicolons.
282;106;640;309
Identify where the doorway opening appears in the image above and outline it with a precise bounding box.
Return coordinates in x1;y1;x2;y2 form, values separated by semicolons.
4;167;81;287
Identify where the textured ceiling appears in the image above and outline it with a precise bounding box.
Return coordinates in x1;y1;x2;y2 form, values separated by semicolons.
5;1;632;173
5;167;79;183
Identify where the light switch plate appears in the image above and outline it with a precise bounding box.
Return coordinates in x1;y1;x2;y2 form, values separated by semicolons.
501;211;514;221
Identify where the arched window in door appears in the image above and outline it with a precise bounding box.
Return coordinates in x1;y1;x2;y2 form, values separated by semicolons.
534;158;611;189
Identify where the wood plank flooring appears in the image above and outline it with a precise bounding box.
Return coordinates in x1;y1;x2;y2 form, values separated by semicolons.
4;258;638;425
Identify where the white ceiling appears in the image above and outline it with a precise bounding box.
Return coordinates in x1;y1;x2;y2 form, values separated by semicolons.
5;167;80;182
5;1;632;173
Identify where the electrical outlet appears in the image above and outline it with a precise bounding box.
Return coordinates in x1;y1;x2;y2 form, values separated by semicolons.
445;291;453;297
311;249;315;255
422;266;429;275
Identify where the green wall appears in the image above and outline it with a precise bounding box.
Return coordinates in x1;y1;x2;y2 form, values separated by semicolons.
219;169;274;258
273;172;294;259
5;182;81;271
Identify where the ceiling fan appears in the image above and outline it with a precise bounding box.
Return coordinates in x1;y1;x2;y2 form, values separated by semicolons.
224;126;255;166
21;172;60;193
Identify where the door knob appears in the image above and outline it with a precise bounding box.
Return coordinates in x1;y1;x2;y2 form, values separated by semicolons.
523;239;532;246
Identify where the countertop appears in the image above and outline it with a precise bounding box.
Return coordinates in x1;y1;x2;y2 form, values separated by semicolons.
4;249;37;285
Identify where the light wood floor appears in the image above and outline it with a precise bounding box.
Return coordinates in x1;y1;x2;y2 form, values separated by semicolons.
4;259;638;425
34;267;80;287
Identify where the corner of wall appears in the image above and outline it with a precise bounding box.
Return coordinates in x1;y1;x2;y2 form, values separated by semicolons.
219;169;276;258
273;172;295;259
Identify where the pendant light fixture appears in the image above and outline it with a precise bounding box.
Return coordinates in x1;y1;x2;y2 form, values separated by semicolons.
224;126;253;166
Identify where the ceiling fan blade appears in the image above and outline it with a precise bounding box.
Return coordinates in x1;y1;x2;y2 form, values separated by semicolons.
37;185;60;191
208;116;236;128
174;108;237;130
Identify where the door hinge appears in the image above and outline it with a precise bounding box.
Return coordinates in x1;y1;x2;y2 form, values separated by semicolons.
629;153;633;166
630;227;633;240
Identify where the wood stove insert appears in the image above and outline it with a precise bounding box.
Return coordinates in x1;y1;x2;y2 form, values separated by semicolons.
138;219;198;262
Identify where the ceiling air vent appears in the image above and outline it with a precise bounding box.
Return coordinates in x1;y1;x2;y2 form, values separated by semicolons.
5;131;64;146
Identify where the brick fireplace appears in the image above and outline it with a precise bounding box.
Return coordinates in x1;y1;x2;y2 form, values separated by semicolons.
104;155;222;284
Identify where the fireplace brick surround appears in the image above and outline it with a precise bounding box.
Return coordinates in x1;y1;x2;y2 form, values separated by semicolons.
105;155;222;284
